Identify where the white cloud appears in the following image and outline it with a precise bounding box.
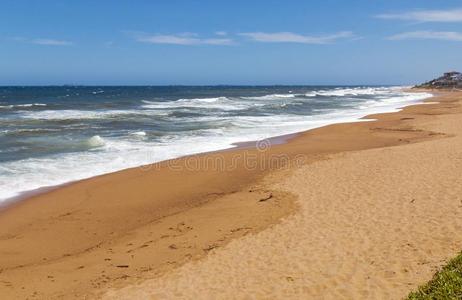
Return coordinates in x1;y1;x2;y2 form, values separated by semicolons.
11;37;73;46
132;32;233;45
129;31;354;46
377;8;462;22
31;38;73;46
388;30;462;41
137;35;198;45
239;31;354;44
202;38;234;45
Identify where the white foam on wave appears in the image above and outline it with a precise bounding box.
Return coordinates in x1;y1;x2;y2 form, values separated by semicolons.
305;92;317;97
242;94;296;100
0;103;47;109
178;96;227;103
357;93;432;110
18;109;138;120
131;131;147;136
0;88;433;202
307;87;399;97
83;135;106;148
141;97;250;111
3;128;63;135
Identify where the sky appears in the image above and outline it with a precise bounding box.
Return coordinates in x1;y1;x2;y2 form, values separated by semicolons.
1;0;462;86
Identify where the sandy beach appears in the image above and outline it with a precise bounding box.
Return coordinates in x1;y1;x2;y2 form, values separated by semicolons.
1;91;461;299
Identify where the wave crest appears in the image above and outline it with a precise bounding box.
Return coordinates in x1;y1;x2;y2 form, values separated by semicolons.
0;103;47;109
83;135;106;148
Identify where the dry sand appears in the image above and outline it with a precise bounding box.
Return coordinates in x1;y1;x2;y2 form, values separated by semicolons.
1;91;461;299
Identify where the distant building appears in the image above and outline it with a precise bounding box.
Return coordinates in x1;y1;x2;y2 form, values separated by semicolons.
444;71;459;76
415;71;462;89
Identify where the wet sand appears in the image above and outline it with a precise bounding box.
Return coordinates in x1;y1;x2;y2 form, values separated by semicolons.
1;91;461;299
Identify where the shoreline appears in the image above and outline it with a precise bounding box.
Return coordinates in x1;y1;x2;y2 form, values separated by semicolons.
0;89;432;209
1;90;460;299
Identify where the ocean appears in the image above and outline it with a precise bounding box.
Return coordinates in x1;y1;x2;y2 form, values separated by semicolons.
0;86;431;202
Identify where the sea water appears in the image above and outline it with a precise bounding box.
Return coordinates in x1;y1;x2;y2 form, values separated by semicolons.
0;86;432;201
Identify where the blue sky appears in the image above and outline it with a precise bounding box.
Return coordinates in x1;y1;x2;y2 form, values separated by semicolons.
1;0;462;85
